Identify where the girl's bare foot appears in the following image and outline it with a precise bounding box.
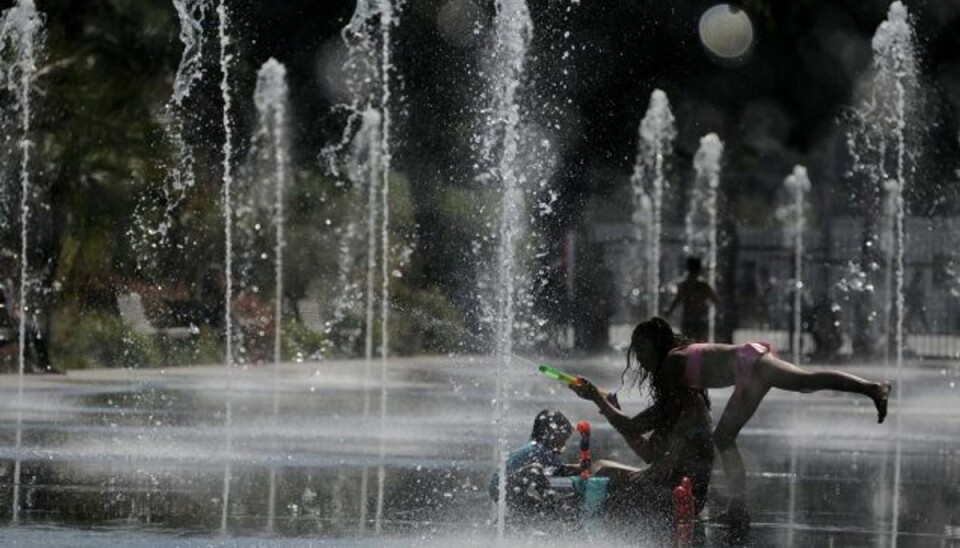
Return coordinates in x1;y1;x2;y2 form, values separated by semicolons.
874;382;891;423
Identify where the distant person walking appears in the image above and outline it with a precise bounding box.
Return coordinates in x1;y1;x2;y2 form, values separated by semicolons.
665;257;717;342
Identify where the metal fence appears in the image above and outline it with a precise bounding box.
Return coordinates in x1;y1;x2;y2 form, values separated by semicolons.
594;217;960;360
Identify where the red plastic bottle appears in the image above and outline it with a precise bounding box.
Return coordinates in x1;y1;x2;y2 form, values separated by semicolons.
673;476;695;547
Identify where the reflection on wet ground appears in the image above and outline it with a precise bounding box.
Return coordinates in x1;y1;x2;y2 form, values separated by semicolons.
0;355;959;546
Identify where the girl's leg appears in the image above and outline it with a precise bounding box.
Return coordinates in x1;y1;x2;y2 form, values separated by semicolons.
755;354;891;423
713;380;769;519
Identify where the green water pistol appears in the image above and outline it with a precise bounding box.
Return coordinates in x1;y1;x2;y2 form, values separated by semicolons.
538;364;580;385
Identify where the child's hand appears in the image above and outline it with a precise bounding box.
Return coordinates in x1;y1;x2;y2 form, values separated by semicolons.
570;376;601;402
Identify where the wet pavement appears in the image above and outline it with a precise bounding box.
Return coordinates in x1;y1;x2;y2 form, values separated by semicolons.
0;354;959;547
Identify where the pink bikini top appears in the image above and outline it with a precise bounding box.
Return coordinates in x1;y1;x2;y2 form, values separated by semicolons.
680;342;772;389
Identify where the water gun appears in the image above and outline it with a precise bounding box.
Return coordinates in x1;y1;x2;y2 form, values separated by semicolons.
673;476;695;547
538;364;580;385
539;364;618;405
576;420;592;479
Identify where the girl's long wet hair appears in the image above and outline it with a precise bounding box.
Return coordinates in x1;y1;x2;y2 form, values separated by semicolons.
621;317;709;409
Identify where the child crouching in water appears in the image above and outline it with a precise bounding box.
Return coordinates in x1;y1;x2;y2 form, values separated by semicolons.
489;409;579;522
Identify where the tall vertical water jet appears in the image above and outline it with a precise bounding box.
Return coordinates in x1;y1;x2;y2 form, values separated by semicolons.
0;0;43;524
879;177;898;365
777;165;810;546
238;59;289;366
333;105;383;532
624;193;651;317
373;2;395;533
777;165;811;364
217;0;235;370
324;109;380;360
476;0;533;537
251;57;289;399
631;89;676;316
686;133;723;342
248;57;289;532
324;109;382;535
848;3;917;544
216;0;234;534
848;1;917;360
878;5;915;545
322;0;396;532
873;4;916;375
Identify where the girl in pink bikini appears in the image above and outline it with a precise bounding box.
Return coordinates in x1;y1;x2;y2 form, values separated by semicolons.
573;317;890;527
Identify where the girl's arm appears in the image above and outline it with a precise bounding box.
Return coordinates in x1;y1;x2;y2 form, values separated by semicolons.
570;378;660;462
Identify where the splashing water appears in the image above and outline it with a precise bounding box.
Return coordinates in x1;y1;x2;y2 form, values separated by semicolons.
172;0;212;106
847;1;918;358
331;108;382;357
777;165;811;363
323;0;395;368
216;0;235;534
249;59;289;363
877;4;916;545
130;0;213;273
0;0;43;192
873;1;916;370
686;133;723;341
374;3;395;534
361;106;383;533
237;59;289;367
473;0;534;537
323;0;397;533
251;59;289;531
848;3;918;544
168;0;212;195
631;89;676;317
0;0;44;525
624;191;652;315
780;164;809;543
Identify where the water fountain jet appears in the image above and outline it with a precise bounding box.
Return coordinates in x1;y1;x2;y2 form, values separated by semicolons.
686;133;723;342
216;0;235;533
0;0;44;525
475;0;534;537
777;165;811;363
631;89;676;317
324;0;398;532
246;57;290;532
847;3;918;544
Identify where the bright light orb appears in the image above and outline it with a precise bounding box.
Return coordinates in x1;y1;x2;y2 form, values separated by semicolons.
698;4;754;64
